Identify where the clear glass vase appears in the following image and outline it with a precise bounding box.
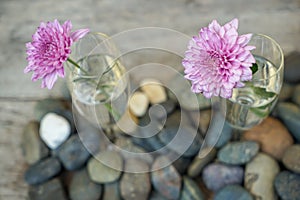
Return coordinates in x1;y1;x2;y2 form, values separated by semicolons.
226;34;284;130
65;32;129;132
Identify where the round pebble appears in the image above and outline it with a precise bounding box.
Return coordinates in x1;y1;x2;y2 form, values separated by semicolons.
282;145;300;174
243;117;294;160
180;176;205;200
151;156;182;200
24;157;62;185
40;112;71;149
140;79;167;104
103;182;121;200
244;153;279;200
87;151;123;183
214;185;253;200
277;102;300;142
69;169;102;200
274;171;300;200
202;163;244;192
129;91;149;117
120;159;151;200
57;135;91;171
218;141;259;165
21;121;49;164
284;51;300;83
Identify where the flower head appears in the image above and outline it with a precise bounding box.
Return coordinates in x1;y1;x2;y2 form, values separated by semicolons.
24;19;89;89
182;18;255;98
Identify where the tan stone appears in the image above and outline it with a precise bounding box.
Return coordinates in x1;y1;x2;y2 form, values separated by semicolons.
243;117;294;160
140;79;167;104
129;91;149;117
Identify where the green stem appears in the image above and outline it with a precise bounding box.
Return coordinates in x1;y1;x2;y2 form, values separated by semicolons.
67;58;89;74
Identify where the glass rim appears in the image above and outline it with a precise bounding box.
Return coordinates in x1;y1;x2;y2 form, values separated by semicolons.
250;33;284;82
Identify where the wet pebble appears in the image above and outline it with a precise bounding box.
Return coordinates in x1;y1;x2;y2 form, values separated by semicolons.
202;163;244;192
24;157;62;185
140;79;167;104
21;121;49;164
282;145;300;174
214;185;253;200
39;112;71;149
180;176;205;200
57;135;90;170
87;151;123;183
129;91;149;117
120;159;151;200
244;153;279;200
218;141;259;165
69;169;102;200
103;182;121;200
274;171;300;200
28;178;67;200
151;156;182;200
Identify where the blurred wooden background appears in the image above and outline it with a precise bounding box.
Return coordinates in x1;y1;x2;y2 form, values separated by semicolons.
0;0;299;199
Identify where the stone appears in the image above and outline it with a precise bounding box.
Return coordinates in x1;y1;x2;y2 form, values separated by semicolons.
173;156;192;175
28;178;67;200
151;99;176;120
149;191;166;200
158;126;202;157
243;117;294;160
202;163;244;192
244;153;280;200
39;112;71;149
120;159;151;200
129;91;149;117
292;84;300;106
188;148;217;178
214;185;254;200
115;108;139;135
77;125;101;155
189;109;211;135
279;82;294;101
151;156;182;200
69;169;102;200
24;157;62;185
282;145;300;174
140;79;167;104
180;176;205;200
274;171;300;200
103;182;121;200
21;121;49;164
57;135;91;170
217;141;259;165
284;51;300;83
277;102;300;142
87;151;123;183
207;121;233;148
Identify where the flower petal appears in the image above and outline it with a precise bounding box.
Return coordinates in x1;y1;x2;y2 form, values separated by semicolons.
44;71;58;89
71;29;90;42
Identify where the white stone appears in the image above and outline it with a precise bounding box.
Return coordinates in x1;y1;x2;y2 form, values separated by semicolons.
129;91;149;117
140;79;167;104
40;113;71;149
245;153;280;200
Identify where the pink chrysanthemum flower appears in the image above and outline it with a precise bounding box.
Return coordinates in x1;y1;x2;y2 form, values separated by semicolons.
24;19;89;89
182;18;256;99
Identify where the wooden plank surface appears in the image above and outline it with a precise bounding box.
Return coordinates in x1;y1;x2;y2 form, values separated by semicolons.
0;0;299;199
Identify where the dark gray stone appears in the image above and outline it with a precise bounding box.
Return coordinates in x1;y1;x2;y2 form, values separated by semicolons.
57;135;90;170
21;121;49;164
69;169;102;200
274;171;300;200
159;126;202;157
24;157;61;185
120;159;151;200
28;178;67;200
218;141;259;165
103;182;121;200
284;51;300;83
151;99;177;120
149;191;167;200
202;163;244;192
214;185;253;200
173;156;192;175
188;148;217;178
279;83;294;101
277;102;300;142
180;176;205;200
151;156;182;200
